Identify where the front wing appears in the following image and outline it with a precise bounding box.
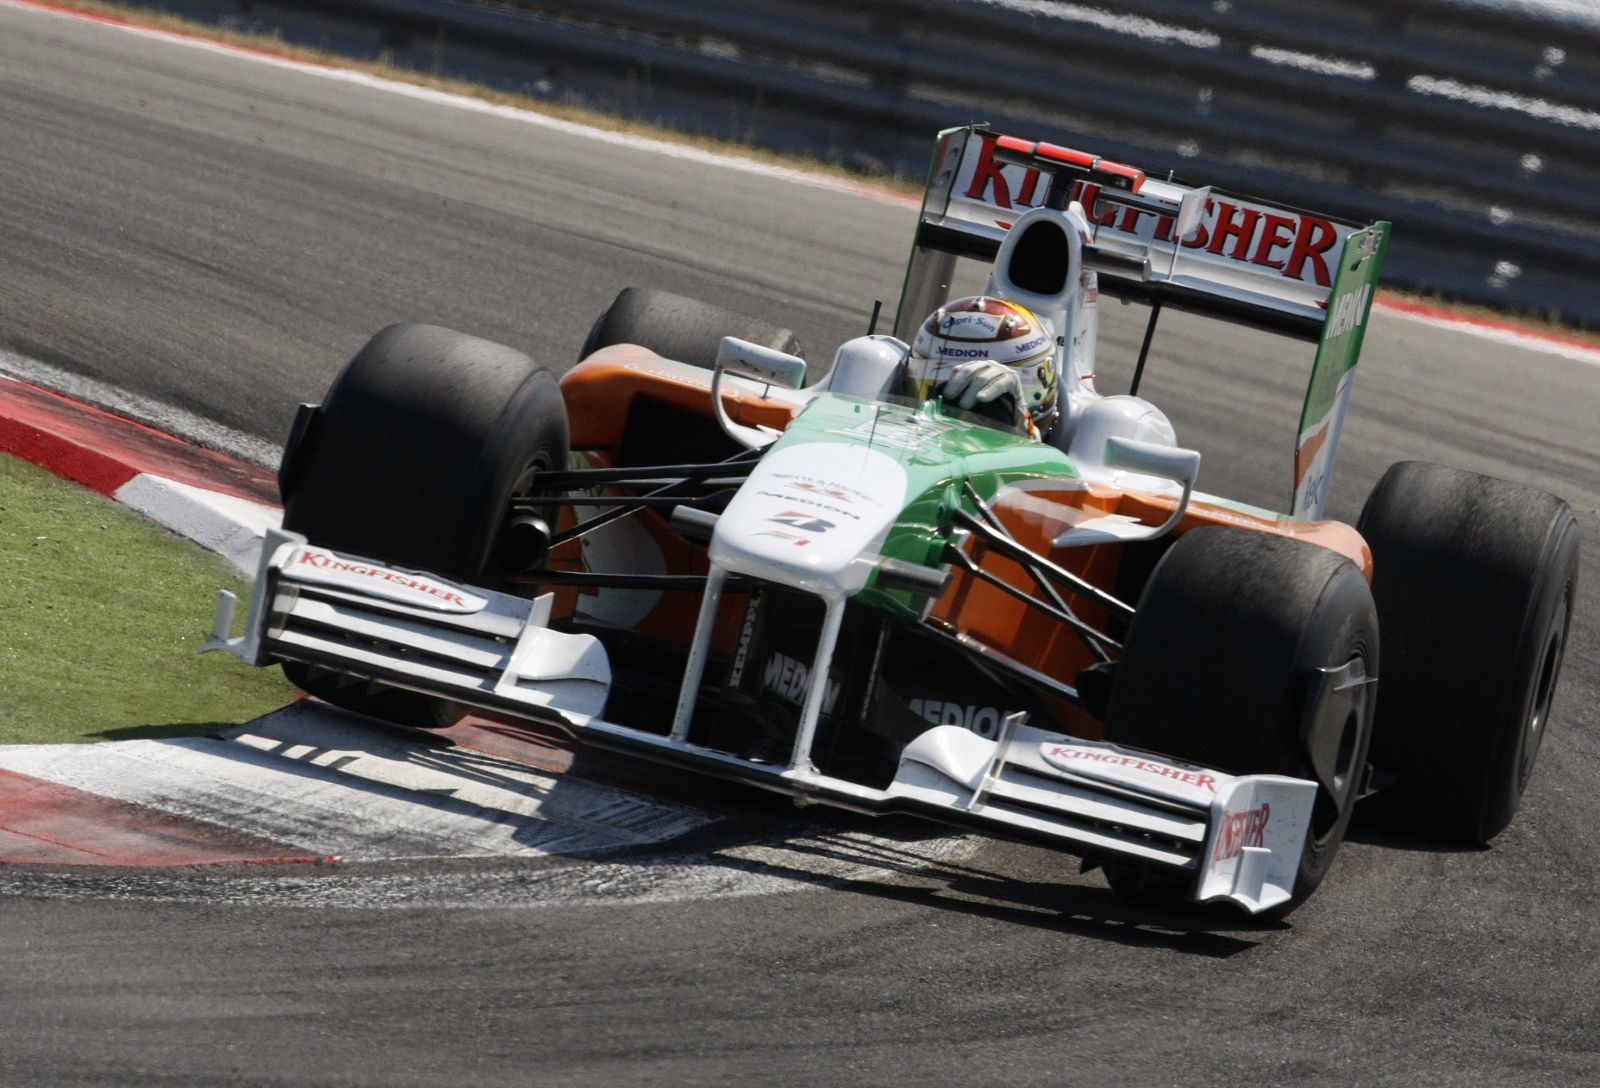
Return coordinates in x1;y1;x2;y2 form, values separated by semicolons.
205;529;1317;913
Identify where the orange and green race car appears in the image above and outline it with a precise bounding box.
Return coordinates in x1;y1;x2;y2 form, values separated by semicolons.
206;126;1579;915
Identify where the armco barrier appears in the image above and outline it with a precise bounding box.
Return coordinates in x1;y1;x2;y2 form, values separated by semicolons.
130;0;1600;327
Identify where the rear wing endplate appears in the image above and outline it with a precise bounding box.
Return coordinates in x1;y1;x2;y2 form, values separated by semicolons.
1293;222;1390;518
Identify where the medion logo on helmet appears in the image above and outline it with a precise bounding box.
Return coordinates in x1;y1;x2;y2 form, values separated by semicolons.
931;345;999;360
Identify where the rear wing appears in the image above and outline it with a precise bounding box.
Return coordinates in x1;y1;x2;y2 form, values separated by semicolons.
895;125;1390;518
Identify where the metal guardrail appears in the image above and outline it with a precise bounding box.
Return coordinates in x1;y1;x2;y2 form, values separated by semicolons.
182;0;1600;327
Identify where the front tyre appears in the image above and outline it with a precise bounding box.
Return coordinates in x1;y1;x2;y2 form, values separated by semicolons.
279;324;570;726
1104;527;1379;911
1357;461;1579;844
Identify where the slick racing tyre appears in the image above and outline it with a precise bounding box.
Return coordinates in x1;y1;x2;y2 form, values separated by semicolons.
1104;527;1379;912
279;323;570;727
1356;461;1579;844
578;286;804;370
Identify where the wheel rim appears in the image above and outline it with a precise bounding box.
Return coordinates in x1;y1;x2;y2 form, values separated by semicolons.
1519;586;1571;791
491;447;562;582
1311;708;1361;842
1309;652;1370;844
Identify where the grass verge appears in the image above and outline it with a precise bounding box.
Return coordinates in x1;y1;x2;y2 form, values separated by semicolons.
0;453;293;744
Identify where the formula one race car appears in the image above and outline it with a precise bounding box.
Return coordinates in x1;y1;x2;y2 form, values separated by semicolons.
206;125;1579;915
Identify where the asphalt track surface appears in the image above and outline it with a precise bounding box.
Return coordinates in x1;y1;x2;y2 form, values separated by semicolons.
3;5;1599;1085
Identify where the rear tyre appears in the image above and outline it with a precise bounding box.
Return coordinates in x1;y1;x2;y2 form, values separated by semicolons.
578;286;804;369
1357;461;1579;844
279;323;570;727
1104;527;1378;911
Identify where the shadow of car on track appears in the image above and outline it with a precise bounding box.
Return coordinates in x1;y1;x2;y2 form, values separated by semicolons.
677;828;1283;958
92;721;251;742
1344;809;1490;856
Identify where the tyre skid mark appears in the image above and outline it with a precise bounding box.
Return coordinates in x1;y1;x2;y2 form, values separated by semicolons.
0;705;978;903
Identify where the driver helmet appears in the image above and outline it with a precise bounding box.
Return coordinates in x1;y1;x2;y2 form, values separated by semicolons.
908;296;1058;429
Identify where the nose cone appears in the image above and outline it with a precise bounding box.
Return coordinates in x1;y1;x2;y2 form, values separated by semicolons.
710;442;909;597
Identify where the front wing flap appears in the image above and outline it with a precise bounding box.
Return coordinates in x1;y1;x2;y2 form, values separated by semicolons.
891;724;1314;913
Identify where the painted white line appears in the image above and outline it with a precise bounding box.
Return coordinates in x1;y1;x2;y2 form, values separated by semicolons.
114;473;280;574
1377;303;1600;368
0;347;283;467
2;0;918;211
0;821;986;911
